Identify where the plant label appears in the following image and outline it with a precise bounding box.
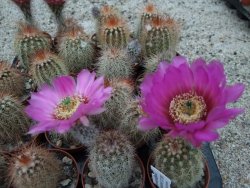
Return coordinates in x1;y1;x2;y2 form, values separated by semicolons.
151;165;171;188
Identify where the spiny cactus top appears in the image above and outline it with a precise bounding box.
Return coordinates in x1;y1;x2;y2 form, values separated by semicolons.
139;56;245;147
26;69;112;134
0;61;25;97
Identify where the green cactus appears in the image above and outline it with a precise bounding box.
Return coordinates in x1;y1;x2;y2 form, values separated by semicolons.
0;93;30;146
0;61;26;97
29;50;68;87
57;19;95;73
89;130;135;188
98;15;129;48
97;47;133;80
8;146;62;188
0;154;8;187
140;15;179;58
153;135;204;188
94;79;134;130
14;23;52;70
120;98;160;147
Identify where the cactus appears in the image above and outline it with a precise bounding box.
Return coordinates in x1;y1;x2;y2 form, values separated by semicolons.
70;122;100;148
94;79;134;130
44;0;65;24
0;154;8;187
97;47;133;80
120;98;160;146
98;15;129;48
8;146;62;188
56;19;95;73
29;50;68;87
137;3;158;38
153;135;204;188
127;39;142;66
139;15;179;58
14;23;52;70
89;130;135;188
12;0;32;23
0;61;26;97
0;93;30;145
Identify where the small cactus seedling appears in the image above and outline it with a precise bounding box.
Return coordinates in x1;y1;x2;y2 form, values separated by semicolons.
98;15;129;48
14;23;52;70
29;50;68;87
0;61;26;97
44;0;66;24
70;122;100;148
139;15;179;58
97;47;133;80
8;146;62;188
0;93;30;146
0;154;8;187
57;19;95;73
120;98;160;146
94;79;134;130
90;130;135;188
12;0;32;23
153;135;204;188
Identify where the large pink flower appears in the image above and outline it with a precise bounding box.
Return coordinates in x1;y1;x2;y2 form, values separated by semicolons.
139;56;244;147
26;69;112;134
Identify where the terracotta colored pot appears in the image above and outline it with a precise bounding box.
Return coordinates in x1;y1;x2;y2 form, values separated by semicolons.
147;153;210;188
45;132;85;153
49;148;80;188
81;155;146;188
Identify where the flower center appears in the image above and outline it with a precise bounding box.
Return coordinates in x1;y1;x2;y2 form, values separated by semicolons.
169;92;207;124
54;96;88;120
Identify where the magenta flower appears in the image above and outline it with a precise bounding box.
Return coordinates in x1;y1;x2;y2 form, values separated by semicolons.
139;56;244;147
26;69;112;135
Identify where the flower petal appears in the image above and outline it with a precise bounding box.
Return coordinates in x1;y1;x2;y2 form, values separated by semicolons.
52;76;76;98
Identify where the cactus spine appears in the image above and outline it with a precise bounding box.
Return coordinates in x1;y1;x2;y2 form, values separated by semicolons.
57;19;95;73
140;15;179;58
29;50;68;87
97;47;133;80
153;135;204;188
90;130;135;188
8;146;62;188
14;23;52;70
0;93;30;145
0;61;26;97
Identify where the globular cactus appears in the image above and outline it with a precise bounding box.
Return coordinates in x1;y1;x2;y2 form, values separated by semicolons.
11;0;32;23
0;61;26;97
44;0;65;24
0;154;8;187
56;19;95;73
90;130;135;188
8;146;62;188
139;15;179;58
144;51;175;73
70;122;100;148
29;50;68;87
0;93;30;146
94;79;134;130
98;15;130;48
153;135;204;188
120;98;160;146
136;3;158;38
97;47;133;80
14;23;52;70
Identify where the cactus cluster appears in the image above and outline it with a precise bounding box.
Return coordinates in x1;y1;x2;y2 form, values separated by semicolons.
56;19;95;73
153;135;204;188
8;146;62;188
97;47;133;80
0;93;30;145
14;23;52;70
29;50;68;87
0;61;26;97
89;130;135;188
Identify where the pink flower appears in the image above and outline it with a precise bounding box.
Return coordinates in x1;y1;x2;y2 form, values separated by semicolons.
139;56;244;147
26;69;112;135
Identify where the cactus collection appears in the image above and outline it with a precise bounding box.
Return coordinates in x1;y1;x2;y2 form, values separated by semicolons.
89;130;135;188
153;135;205;188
